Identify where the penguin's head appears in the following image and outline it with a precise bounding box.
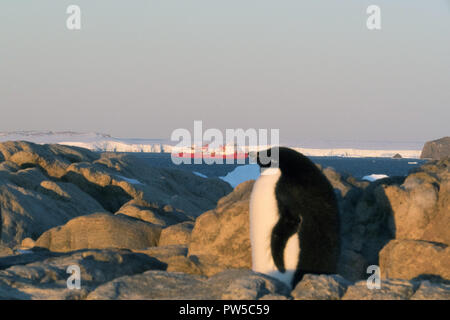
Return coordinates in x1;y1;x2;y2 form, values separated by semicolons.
256;146;306;173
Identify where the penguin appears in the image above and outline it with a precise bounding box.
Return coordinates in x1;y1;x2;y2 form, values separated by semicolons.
249;146;340;289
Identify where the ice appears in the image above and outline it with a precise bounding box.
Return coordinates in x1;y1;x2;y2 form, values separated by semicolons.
116;175;144;185
362;174;389;182
220;164;260;188
193;171;208;178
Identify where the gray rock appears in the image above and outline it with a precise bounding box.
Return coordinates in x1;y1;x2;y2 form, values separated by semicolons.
0;169;105;245
342;279;416;300
87;269;290;300
291;274;351;300
0;249;165;299
410;281;450;300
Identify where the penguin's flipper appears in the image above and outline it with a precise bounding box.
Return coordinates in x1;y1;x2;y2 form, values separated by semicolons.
271;216;301;273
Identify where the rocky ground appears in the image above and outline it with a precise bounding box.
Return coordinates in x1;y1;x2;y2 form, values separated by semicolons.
0;141;448;300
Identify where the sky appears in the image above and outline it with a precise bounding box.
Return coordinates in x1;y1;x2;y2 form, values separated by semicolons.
0;1;449;146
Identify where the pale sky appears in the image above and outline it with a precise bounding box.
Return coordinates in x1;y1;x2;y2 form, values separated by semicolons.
0;1;449;146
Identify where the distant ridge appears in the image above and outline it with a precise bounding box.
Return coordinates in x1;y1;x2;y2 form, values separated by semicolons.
0;131;422;158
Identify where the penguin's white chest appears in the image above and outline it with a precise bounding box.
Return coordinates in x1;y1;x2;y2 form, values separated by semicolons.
249;168;299;288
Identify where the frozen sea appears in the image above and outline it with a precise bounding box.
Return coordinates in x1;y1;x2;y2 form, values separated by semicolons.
130;153;428;182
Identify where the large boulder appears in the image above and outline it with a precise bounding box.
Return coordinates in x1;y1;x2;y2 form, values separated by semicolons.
382;164;449;244
379;239;450;281
188;180;254;276
420;137;450;160
35;213;162;252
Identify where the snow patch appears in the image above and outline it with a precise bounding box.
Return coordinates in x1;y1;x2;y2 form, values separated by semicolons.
193;171;208;178
116;175;144;185
362;174;389;182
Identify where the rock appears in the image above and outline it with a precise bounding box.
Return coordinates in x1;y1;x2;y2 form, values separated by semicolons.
159;222;194;246
132;244;207;275
0;170;104;245
35;213;162;252
0;142;231;246
96;153;233;216
259;294;290;300
218;270;289;300
0;250;61;270
188;181;254;276
322;167;368;198
349;177;404;266
393;153;402;159
86;269;290;300
342;279;416;300
0;249;165;299
165;256;204;275
410;281;450;300
379;239;450;281
116;200;192;227
383;169;449;244
133;245;188;262
20;238;35;250
62;153;231;215
0;244;13;257
87;271;209;300
337;249;368;282
0;141;98;178
291;274;351;300
420;137;450;160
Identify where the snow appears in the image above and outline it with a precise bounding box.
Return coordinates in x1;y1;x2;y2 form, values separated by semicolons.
220;164;260;188
0;131;422;159
116;175;144;185
362;174;389;182
193;171;208;178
